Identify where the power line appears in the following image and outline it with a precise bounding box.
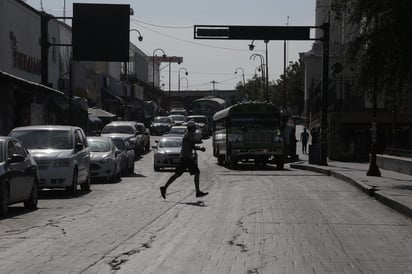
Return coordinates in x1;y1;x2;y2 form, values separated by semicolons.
131;20;263;53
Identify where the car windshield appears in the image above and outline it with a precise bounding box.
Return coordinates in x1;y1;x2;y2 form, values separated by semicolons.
10;130;72;150
88;139;111;152
155;117;172;123
0;141;4;162
170;115;186;122
159;138;182;148
169;127;187;135
112;139;126;151
102;125;134;134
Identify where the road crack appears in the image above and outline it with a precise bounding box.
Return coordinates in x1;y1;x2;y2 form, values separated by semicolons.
108;234;156;271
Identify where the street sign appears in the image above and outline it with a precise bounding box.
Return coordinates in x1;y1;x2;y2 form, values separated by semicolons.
150;56;183;64
194;25;311;40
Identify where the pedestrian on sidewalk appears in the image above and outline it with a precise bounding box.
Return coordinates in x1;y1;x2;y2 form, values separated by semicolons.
160;121;208;199
300;127;310;154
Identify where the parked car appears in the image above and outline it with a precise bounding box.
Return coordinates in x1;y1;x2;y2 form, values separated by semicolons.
9;125;91;196
150;116;173;136
134;122;151;153
105;134;135;175
152;136;197;171
0;136;39;216
101;121;150;156
164;125;202;143
168;114;187;126
87;136;121;183
186;115;210;138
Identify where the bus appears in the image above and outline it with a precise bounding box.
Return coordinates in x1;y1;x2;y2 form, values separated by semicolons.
192;97;226;119
212;102;285;169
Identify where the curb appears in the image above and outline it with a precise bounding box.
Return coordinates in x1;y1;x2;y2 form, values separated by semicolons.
374;191;412;219
290;163;411;218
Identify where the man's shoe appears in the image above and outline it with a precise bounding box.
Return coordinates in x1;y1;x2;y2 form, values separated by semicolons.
196;191;208;198
160;186;166;199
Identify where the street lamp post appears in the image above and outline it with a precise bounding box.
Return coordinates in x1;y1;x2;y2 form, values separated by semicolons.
178;67;188;95
152;48;166;88
264;40;269;101
234;67;245;87
180;77;189;90
123;29;143;120
250;53;266;100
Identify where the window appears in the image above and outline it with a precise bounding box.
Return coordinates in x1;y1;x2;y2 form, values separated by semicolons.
7;141;17;158
13;140;27;156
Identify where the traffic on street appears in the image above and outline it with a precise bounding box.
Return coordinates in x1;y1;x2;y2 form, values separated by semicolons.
0;134;411;273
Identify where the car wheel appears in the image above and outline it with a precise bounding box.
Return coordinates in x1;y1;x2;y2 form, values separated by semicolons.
0;183;9;217
128;161;135;175
24;181;38;209
66;168;78;196
81;172;91;191
154;164;160;171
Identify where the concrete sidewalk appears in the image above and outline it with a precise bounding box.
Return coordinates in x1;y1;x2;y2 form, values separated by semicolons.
290;152;412;218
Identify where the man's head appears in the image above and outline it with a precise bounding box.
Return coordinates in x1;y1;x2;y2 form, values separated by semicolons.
186;121;197;132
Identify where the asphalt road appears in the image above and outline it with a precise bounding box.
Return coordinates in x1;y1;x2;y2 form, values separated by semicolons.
0;137;411;274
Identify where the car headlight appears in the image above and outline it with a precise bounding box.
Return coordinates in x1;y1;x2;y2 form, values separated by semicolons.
54;158;70;167
100;158;112;164
129;138;137;146
228;133;242;142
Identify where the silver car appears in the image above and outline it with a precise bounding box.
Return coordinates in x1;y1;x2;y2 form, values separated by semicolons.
164;126;202;143
87;136;121;183
105;134;135;175
152;136;198;171
9;125;91;196
153;136;183;171
0;136;39;217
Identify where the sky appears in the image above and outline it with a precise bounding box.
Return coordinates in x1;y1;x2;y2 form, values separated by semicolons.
24;0;316;91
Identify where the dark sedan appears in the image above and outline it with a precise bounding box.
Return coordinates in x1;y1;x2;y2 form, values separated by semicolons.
0;136;39;217
150;116;173;136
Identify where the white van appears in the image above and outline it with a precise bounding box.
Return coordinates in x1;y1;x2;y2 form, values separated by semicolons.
9;125;90;195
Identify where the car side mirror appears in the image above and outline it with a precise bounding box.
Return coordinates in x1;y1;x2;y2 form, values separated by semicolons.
8;154;25;164
75;143;84;151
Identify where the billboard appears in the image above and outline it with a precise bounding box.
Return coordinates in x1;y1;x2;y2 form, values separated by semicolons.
72;3;130;61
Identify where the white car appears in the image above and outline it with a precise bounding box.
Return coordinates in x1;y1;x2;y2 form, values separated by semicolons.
153;136;184;171
87;136;121;183
9;125;91;196
164;126;202;143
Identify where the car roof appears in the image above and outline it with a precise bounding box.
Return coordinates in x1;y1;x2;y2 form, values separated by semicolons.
100;133;131;139
0;136;18;142
10;125;80;131
160;135;183;140
187;115;207;118
87;136;112;141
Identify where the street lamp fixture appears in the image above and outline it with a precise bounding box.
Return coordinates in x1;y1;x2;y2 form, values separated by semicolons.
152;48;166;87
178;67;188;94
234;67;245;87
248;40;255;51
250;53;267;100
130;28;143;41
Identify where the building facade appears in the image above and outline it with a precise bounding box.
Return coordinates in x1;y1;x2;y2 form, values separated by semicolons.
301;0;412;161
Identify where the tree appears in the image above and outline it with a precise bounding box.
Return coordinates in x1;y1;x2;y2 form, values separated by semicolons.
269;60;305;115
234;61;305;115
332;0;412;110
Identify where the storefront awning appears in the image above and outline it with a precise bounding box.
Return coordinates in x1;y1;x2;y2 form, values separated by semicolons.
88;107;116;118
102;88;124;104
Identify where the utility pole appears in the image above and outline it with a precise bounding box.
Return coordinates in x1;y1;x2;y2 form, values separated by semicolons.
210;80;218;91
